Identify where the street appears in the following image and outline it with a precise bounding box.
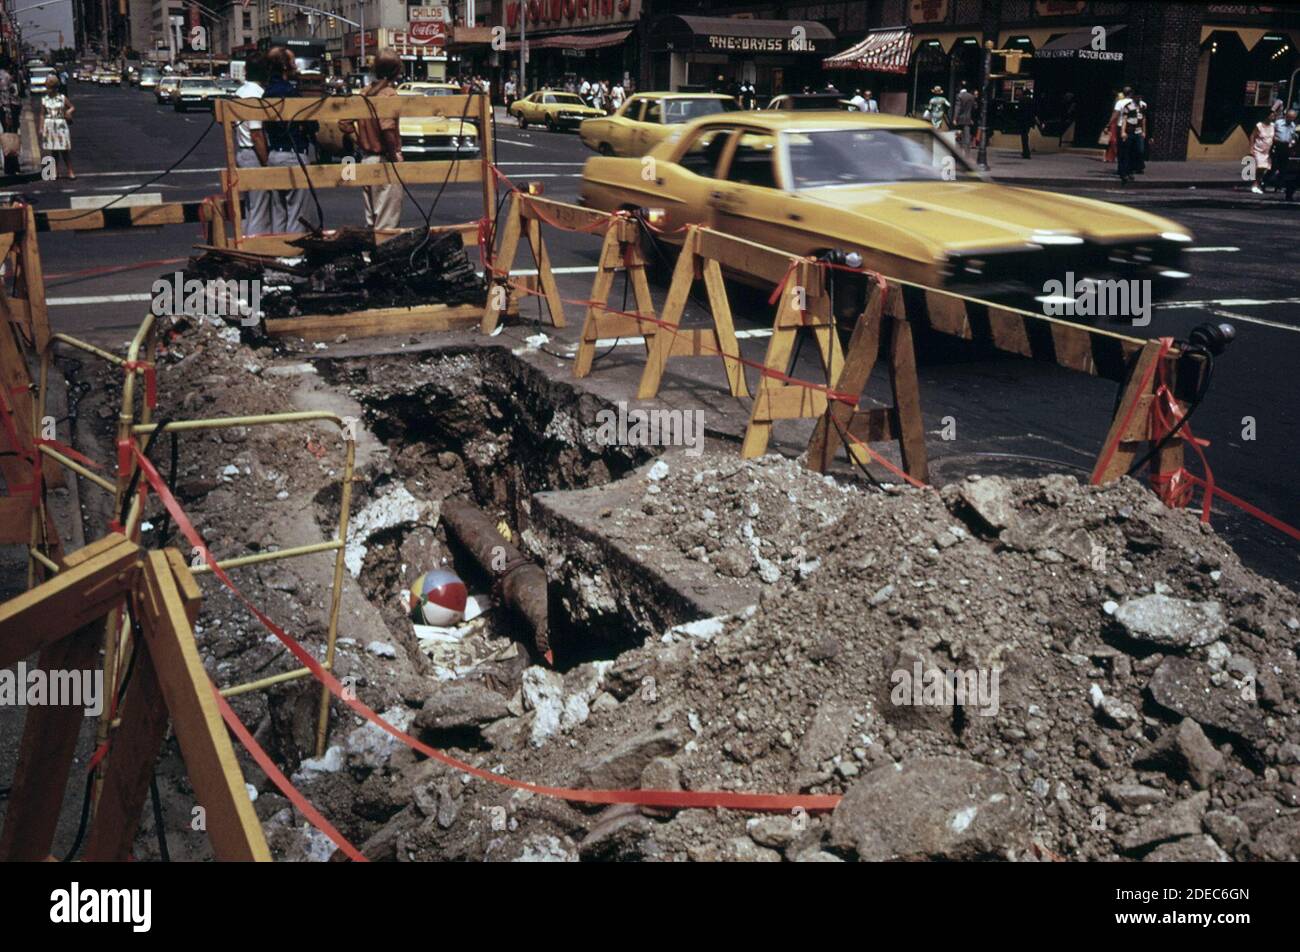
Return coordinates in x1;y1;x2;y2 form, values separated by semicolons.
18;82;1300;585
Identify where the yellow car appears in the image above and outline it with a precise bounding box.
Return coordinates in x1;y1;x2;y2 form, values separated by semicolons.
508;90;604;132
579;92;740;156
394;82;479;157
580;112;1192;313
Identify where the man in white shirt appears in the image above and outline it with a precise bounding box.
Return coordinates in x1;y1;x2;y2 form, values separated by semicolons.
610;82;625;111
233;52;271;236
848;89;868;112
579;78;591;106
862;89;879;112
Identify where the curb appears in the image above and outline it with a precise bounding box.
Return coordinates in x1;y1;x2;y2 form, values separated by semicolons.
991;175;1240;191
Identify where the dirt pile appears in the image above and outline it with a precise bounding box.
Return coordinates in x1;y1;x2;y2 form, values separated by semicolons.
68;318;1300;862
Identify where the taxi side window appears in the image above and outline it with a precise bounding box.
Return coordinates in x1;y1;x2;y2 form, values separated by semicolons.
543;94;556;104
630;100;647;122
644;100;663;123
678;127;734;178
724;133;778;189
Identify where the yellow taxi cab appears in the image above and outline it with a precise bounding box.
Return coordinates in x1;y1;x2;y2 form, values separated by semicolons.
580;112;1192;312
579;92;739;156
508;90;604;132
394;82;479;157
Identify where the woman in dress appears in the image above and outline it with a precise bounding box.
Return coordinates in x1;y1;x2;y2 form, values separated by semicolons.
1249;114;1276;195
38;73;75;179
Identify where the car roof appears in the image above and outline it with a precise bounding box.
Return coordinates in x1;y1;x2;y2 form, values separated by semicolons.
684;111;932;132
401;82;457;88
633;92;732;99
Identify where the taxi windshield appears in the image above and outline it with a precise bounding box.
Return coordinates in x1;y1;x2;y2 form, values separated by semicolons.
784;128;980;187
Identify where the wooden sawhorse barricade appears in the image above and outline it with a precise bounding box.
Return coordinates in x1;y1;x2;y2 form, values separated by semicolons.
214;93;496;341
0;535;269;861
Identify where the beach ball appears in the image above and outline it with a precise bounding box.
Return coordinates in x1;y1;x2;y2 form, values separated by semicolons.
408;568;468;626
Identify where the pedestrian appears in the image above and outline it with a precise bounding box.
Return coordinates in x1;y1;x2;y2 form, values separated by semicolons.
1103;88;1123;162
262;47;318;234
924;85;950;129
1017;90;1040;160
342;50;403;231
862;89;879;113
504;75;516;108
953;82;975;151
579;77;591;107
591;80;606;114
0;66;20;134
740;80;756;110
234;51;271;237
1269;108;1297;191
1249;115;1275;194
610;79;625;112
38;74;74;179
848;88;867;112
1115;87;1147;184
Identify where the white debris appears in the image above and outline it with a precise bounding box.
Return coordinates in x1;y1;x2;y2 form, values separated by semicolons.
245;783;259;802
292;745;345;783
647;460;670;481
344;705;413;769
345;486;432;576
366;640;397;658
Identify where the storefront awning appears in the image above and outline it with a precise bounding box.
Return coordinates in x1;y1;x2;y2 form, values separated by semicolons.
650;16;834;54
1036;25;1125;61
823;27;911;73
505;28;632;53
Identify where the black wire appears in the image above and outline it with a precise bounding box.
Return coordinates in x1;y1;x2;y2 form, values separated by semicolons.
54;114;217;222
1126;344;1214;477
149;773;170;861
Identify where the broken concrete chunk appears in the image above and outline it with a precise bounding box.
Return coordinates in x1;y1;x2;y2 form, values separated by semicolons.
954;478;1019;533
1134;718;1224;790
1114;594;1226;648
413;682;511;737
1143;835;1230;862
1117;791;1209;853
1103;783;1167;812
578;729;682;789
1146;656;1267;752
828;757;1025;861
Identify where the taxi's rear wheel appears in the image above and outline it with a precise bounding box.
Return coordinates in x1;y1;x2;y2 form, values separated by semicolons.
545;116;557;132
516;114;527;129
598;143;614;156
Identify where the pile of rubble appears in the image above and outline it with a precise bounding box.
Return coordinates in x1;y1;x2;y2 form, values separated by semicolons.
69;318;1300;862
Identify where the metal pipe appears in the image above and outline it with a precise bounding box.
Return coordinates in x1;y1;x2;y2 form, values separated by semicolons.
37;445;116;494
221;661;331;698
133;409;346;434
190;539;343;574
49;333;127;366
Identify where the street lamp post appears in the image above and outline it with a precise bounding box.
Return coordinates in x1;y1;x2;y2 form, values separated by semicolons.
977;39;991;171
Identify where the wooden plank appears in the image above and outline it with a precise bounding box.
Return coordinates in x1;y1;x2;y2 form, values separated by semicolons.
887;313;930;483
0;619;104;861
136;552;270;861
752;385;829;421
847;407;898;443
235;223;476;258
216;94;485;123
741;290;801;459
481;192;522;334
695;227;802;286
521;195;614;233
81;644;170;861
1090;339;1165;485
528;216;567;328
636;229;699;399
700;257;749;399
37;202;206;232
230;159;484;191
18;205;49;351
0;536;138;668
265;303;483;341
0;206;28;233
574;227;624;379
807;284;886;472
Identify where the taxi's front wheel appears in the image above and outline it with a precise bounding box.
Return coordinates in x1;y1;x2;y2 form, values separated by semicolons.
516;114;527;129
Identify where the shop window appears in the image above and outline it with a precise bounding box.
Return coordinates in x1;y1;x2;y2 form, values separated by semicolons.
723;133;778;189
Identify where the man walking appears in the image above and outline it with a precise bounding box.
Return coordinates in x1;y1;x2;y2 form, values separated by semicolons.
1115;86;1146;184
953;82;975;152
343;50;403;231
924;85;950;129
234;51;272;236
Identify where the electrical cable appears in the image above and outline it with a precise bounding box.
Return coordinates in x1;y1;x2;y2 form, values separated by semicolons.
1126;344;1214;477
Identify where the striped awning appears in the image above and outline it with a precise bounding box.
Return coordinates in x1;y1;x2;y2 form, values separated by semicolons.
823;27;912;73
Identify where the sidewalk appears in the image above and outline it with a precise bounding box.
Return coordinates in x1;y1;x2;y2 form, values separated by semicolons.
980;147;1247;191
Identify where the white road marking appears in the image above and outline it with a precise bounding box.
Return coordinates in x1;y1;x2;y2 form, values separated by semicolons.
574;328;773;349
1184;246;1240;253
49;293;153;305
73;167;225;178
1159;297;1300;308
495;138;537;148
495;161;584;166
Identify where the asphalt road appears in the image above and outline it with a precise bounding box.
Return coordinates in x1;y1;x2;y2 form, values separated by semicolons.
16;82;1300;585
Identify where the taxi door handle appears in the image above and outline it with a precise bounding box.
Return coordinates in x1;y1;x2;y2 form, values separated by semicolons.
788;212;803;221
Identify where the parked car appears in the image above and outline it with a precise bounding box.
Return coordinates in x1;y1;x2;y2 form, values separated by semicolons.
765;93;859;111
579;92;738;156
580;112;1193;313
508;90;604;131
156;76;180;104
28;66;56;91
174;77;223;112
